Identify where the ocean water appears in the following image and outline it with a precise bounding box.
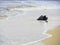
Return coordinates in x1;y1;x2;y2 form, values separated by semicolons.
0;1;60;45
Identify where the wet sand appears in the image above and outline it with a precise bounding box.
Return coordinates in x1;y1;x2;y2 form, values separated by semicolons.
43;25;60;45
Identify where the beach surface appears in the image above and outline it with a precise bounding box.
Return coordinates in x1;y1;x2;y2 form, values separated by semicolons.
43;26;60;45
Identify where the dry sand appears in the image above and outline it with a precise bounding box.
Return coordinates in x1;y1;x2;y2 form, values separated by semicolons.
43;25;60;45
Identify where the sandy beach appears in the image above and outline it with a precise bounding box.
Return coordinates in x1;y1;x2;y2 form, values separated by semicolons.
43;25;60;45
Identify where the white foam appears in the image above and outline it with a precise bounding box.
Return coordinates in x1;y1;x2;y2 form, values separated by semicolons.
0;8;60;45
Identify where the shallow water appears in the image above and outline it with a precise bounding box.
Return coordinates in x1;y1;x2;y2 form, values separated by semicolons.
0;9;60;45
0;1;60;45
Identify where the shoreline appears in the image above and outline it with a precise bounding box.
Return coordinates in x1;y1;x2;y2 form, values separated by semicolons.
43;25;60;45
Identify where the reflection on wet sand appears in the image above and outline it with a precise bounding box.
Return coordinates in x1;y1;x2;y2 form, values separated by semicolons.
43;25;60;45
